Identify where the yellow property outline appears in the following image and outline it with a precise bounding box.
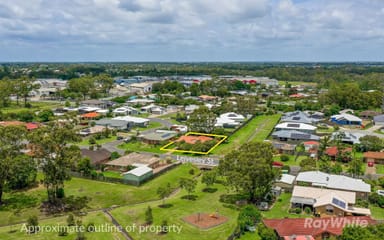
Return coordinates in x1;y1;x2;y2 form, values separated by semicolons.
160;132;227;155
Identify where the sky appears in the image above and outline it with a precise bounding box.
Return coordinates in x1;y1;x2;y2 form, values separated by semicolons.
0;0;384;62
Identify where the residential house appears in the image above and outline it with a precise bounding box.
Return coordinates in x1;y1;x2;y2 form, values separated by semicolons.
281;111;318;124
104;153;161;172
80;148;111;169
112;106;139;116
140;104;166;115
113;116;150;127
129;81;155;93
331;131;365;145
330;113;362;126
272;142;296;155
79;126;107;136
275;174;296;192
271;130;320;142
295;171;371;199
95;119;130;130
215;112;245;128
325;146;352;161
140;130;177;145
198;95;217;102
80;99;114;109
363;151;384;165
359;110;380;119
275;122;317;134
263;216;376;240
185;104;200;114
373;114;384;126
126;98;155;106
291;186;371;217
170;125;188;133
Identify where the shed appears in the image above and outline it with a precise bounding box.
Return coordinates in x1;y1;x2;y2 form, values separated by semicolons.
123;166;153;185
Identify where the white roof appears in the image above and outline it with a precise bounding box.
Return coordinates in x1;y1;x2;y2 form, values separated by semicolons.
96;109;109;113
293;186;356;205
124;165;152;177
113;116;149;124
126;99;154;104
113;107;130;113
275;122;317;131
278;174;296;185
296;171;371;193
220;112;245;121
78;106;101;112
331;113;362;122
215;116;240;127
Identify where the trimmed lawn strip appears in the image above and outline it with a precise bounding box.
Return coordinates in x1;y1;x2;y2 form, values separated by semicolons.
0;211;125;240
212;114;281;155
262;193;311;219
110;179;238;240
370;205;384;220
78;136;118;146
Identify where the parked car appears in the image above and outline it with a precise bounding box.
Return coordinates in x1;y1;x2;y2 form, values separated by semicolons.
368;161;374;167
377;190;384;196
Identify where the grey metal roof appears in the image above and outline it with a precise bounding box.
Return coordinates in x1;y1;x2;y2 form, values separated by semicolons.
281;111;314;124
272;130;320;141
95;118;128;128
374;114;384;123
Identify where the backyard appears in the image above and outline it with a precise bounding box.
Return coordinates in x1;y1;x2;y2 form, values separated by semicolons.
211;114;281;155
0;164;199;226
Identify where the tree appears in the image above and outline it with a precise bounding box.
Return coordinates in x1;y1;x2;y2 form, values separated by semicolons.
67;213;75;226
68;76;95;100
237;205;262;233
7;154;37;190
235;96;257;116
15;76;40;107
145;206;153;224
258;223;277;240
0;125;27;203
179;178;197;198
157;183;172;205
348;158;364;177
300;158;317;171
218;142;276;202
359;135;384;152
28;121;81;203
160;220;168;234
95;74;114;95
318;135;331;159
0;78;13;107
37;109;54;122
201;169;217;188
77;157;92;176
186;106;216;133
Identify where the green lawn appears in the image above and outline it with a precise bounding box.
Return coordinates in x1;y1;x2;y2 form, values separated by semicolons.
272;155;307;166
0;211;125;240
0;164;199;226
262;193;312;219
110;178;238;240
133;121;163;131
1;101;62;114
370;205;384;220
376;164;384;174
102;171;123;179
78;136;118;146
238;231;261;240
118;141;165;154
212;114;281;155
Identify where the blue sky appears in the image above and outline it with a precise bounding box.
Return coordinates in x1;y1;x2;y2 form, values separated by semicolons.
0;0;383;62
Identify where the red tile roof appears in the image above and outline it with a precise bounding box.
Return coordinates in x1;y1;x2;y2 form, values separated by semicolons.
304;141;319;145
263;216;376;238
81;112;100;118
325;146;352;157
176;135;213;144
26;122;39;130
363;151;384;160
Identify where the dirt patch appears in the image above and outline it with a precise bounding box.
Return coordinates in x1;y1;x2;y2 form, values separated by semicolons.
182;213;228;229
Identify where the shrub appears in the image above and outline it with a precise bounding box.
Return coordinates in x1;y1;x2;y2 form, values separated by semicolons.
237;205;262;234
295;208;302;214
304;207;312;214
145;206;153;225
280;154;290;162
86;223;95;232
56;188;65;199
189;168;195;175
26;215;39;234
88;137;96;145
67;214;75;226
58;226;68;236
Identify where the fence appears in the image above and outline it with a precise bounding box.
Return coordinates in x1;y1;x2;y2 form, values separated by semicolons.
69;162;181;186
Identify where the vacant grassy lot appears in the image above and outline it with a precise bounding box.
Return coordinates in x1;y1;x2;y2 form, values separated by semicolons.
78;135;118;146
1;101;62;114
212;114;281;155
0;211;125;240
118;141;165;154
110;178;238;240
0;164;199;226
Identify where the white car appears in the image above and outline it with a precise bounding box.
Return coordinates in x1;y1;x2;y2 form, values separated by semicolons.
377;190;384;196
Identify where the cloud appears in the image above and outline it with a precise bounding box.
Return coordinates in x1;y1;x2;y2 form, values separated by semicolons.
0;0;383;61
